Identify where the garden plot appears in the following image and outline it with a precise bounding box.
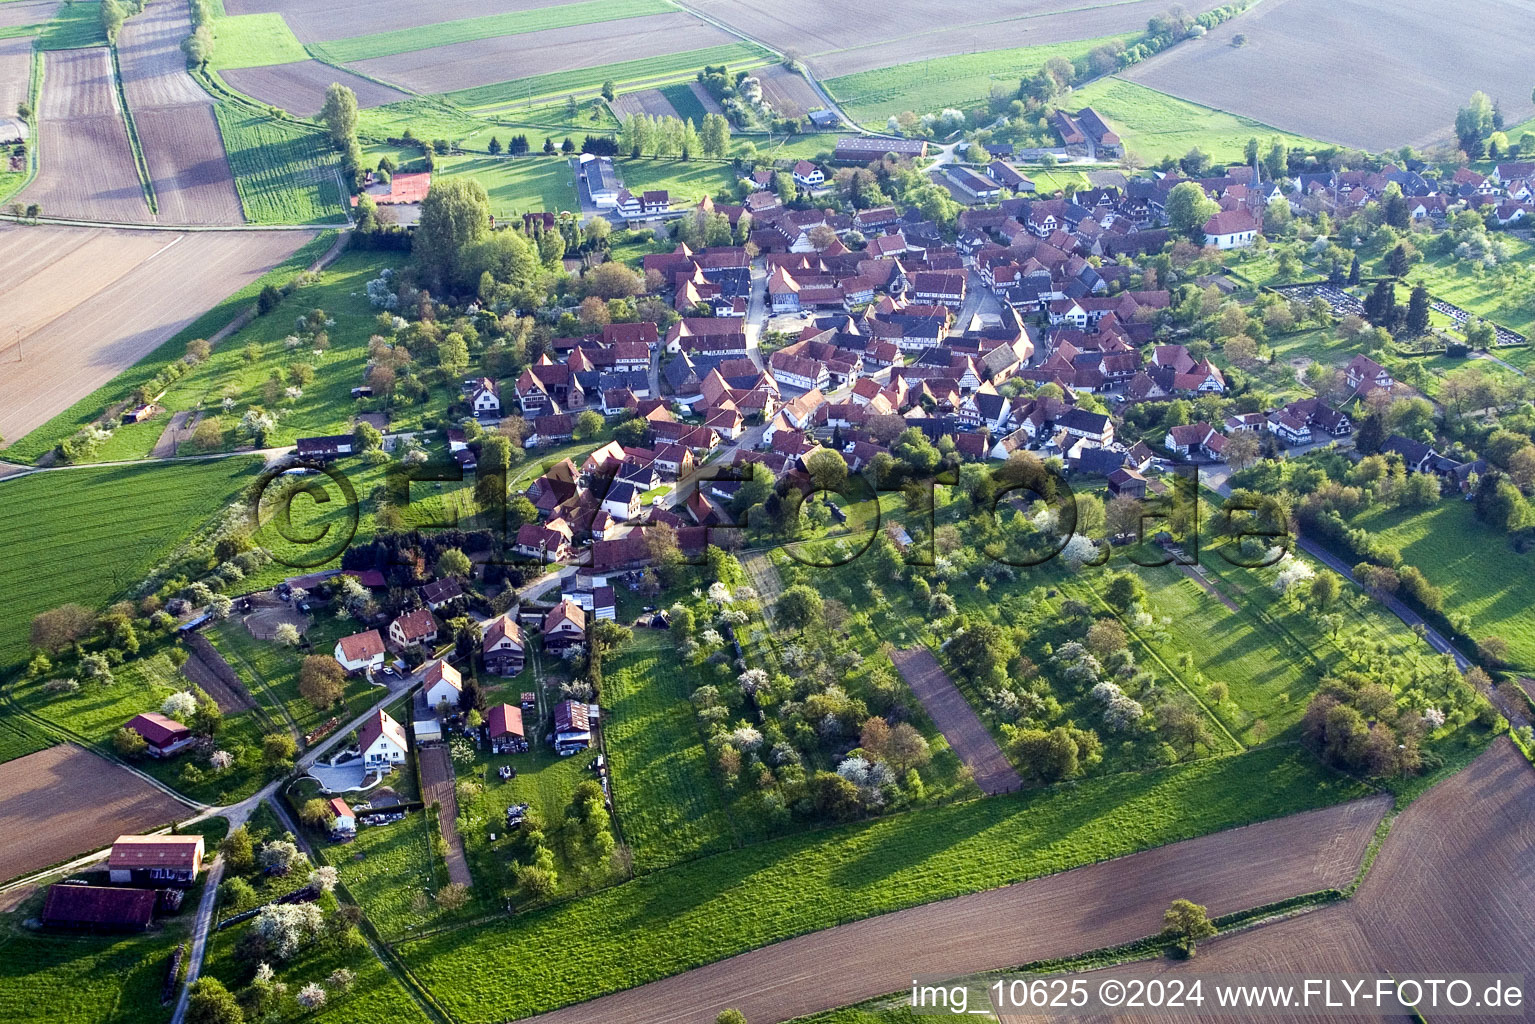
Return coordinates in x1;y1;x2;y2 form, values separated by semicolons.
1121;0;1535;152
222;59;407;116
0;224;315;443
0;745;188;882
752;64;821;119
608;87;680;121
350;13;736;97
681;0;1228;79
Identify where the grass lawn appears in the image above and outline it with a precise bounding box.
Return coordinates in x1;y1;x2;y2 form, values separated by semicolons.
614;157;736;206
208;615;383;737
36;1;104;49
2;230;337;465
0;715;53;765
1404;238;1535;345
657;81;708;125
601;633;736;869
448;42;771;110
824;34;1136;128
1356;498;1535;671
356;97;498;146
207;12;308;70
435;154;579;218
0;458;261;670
213;102;349;224
325;805;441;941
1068;77;1327;165
402;744;1366;1023
308;0;669;64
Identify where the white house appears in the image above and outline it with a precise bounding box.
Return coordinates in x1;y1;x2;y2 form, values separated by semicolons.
469;377;501;416
792;160;824;188
599;481;642;521
334;629;386;674
389;608;438;648
360;709;409;768
423;660;463;710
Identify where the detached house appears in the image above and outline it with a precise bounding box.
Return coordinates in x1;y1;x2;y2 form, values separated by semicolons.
334;629;386;674
542;599;587;657
1344;354;1394;395
469;377;501;417
359;709;409;769
487;703;527;754
389;608;438;648
792;160;825;188
482;614;525;676
423;660;463;710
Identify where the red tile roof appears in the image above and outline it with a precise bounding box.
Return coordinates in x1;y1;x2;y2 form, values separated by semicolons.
487;703;525;739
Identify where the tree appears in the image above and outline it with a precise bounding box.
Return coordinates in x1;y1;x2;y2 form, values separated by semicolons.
573;409;605;442
414;177;491;292
1223;430;1260;470
30;604;96;653
220;826;256;873
114;726;148;759
601;79;616;101
320;83;359;149
252;902;323;959
717;1013;749;1024
299;797;336;828
1405;282;1430;336
1103;571;1146;610
1308;571;1340;608
100;0;126;43
436;547;472;579
1454;91;1494;157
263;731;297;768
776;584;824;633
186;978;244;1024
804;448;848;494
883;721;931;774
298;656;345;710
1165;181;1217;239
1161;898;1216;957
1009;725;1099;782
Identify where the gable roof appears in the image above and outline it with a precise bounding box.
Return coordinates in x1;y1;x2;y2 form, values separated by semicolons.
126;712;190;747
108;835;203;871
423;659;462;693
336;629;385;663
392;608;437;641
43;884;157;928
487;703;525;739
359;709;409;753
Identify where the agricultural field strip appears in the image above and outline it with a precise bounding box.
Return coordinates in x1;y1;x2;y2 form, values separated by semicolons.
486;795;1391;1024
0;0;51;32
1008;740;1535;1023
1120;0;1535;152
0;225;317;444
888;648;1021;795
308;0;672;65
212;103;349;223
352;13;738;99
221;0;585;45
221;59;407;117
0;36;31;121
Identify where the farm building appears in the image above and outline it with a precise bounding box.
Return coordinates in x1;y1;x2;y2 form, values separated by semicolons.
423;660;463;709
334;629;386;674
543;599;588;657
835;137;926;162
294;435;354;460
107;835;204;886
124;712;194;758
487;703;527;754
580;155;623;208
41;884;157;932
553;700;593;755
482;614;525;676
1051;107;1121;159
359;709;409;769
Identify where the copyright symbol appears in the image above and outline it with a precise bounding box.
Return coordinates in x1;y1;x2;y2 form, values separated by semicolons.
1099;980;1125;1007
250;461;359;569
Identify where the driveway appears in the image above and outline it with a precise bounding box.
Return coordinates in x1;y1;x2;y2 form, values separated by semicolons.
307;758;372;793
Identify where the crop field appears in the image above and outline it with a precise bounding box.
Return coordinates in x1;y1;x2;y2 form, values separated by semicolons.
0;0;52;32
0;457;260;668
437;154;578;217
602;637;736;869
656;81;707;124
751;64;821;120
1122;0;1535;152
1356;500;1535;671
35;0;102;50
0;745;187;882
447;41;771;111
117;1;207;108
684;0;1228;79
213;101;347;222
221;0;581;45
1065;76;1325;165
609;86;680;121
222;59;408;116
0;914;190;1024
0;224;317;447
1077;741;1535;1009
532;796;1390;1024
0;35;31;117
354;13;738;99
823;34;1133;126
205;11;307;70
401;744;1366;1022
307;0;672;65
0;717;52;766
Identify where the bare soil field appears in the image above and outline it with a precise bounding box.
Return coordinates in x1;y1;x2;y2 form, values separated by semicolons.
418;745;472;887
221;59;407;116
530;794;1389;1024
350;13;735;96
17;112;151;222
680;0;1227;79
889;647;1021;795
134;104;246;224
36;46;117;120
223;0;578;44
687;81;724;117
0;36;33;124
0;224;316;443
0;0;55;30
1121;0;1535;152
1051;740;1535;1024
0;744;187;883
117;0;207;108
609;87;680;121
753;64;821;119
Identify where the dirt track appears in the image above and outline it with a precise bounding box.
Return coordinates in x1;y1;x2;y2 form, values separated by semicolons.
529;794;1390;1024
0;224;317;444
1027;740;1535;1023
889;647;1021;795
0;744;187;882
419;744;472;887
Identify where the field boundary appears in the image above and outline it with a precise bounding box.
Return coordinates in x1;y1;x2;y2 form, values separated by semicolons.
108;41;158;214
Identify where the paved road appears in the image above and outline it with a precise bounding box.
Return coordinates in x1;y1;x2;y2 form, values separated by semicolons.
527;796;1390;1024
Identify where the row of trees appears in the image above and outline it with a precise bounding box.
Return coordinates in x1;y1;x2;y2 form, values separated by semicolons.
617;113;732;160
